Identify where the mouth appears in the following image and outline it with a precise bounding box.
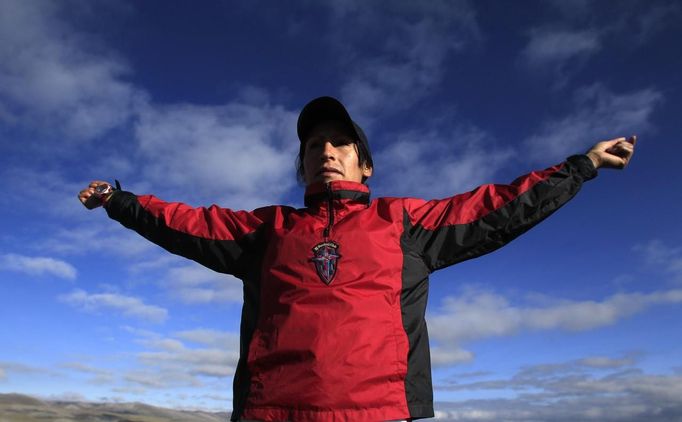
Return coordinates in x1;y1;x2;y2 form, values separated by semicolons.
316;167;343;176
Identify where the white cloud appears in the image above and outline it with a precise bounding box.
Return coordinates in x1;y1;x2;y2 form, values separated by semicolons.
430;347;475;367
373;124;513;199
0;166;106;220
0;0;304;221
41;224;156;258
138;345;236;379
163;264;243;304
428;287;682;366
61;362;112;376
0;361;55;378
46;392;90;403
517;2;682;91
632;3;682;45
134;100;299;210
0;0;138;140
634;239;682;283
127;255;181;274
79;327;243;394
175;329;241;349
545;0;592;18
434;357;682;421
495;355;639;383
520;28;600;66
120;331;240;390
515;19;610;92
523;84;662;162
0;253;76;280
59;289;168;323
327;1;480;118
0;0;302;220
60;362;115;385
577;356;636;369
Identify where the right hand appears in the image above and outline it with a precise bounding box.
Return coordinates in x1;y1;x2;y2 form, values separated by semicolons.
78;180;112;209
585;136;637;170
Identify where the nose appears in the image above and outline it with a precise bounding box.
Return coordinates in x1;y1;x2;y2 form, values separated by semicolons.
321;140;337;160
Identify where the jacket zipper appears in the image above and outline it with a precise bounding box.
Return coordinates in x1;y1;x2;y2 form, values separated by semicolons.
323;182;334;239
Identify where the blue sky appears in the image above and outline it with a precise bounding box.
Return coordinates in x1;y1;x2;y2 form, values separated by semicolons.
1;0;681;420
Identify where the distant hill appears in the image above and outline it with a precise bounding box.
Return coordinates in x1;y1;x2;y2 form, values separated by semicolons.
0;393;45;407
0;393;230;422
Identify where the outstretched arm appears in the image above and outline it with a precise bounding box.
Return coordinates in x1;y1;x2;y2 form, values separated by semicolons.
405;135;637;272
78;181;266;277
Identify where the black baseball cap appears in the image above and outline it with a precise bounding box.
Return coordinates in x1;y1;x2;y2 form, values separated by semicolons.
297;96;373;168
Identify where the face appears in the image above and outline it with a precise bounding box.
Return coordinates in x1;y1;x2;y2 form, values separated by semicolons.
303;120;373;186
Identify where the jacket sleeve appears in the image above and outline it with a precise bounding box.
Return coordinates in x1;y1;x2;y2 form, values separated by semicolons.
104;191;266;276
403;155;597;272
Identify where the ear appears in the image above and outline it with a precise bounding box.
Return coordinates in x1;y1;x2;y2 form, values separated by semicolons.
362;164;373;178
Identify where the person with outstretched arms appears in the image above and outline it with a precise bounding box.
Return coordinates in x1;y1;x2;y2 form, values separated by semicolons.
79;97;635;422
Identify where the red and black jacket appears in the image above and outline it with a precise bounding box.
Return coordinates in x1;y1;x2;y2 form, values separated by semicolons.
105;155;596;421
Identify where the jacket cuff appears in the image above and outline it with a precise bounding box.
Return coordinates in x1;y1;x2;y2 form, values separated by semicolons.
566;154;598;181
104;190;135;219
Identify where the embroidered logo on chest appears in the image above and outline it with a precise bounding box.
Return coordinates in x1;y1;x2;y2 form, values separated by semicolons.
310;241;341;285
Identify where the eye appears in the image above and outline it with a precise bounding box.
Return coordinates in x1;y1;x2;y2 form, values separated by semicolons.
334;138;353;146
306;137;323;150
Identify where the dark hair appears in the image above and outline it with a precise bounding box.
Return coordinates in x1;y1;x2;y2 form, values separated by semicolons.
296;139;373;185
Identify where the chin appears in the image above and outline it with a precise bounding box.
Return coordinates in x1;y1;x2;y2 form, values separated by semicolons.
312;174;341;184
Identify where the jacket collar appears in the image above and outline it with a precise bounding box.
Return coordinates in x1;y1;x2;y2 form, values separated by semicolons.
304;181;371;207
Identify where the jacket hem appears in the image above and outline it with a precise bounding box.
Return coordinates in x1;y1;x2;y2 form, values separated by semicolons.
407;402;434;419
240;404;413;422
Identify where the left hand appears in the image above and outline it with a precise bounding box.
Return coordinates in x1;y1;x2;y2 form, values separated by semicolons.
586;136;637;170
78;180;114;209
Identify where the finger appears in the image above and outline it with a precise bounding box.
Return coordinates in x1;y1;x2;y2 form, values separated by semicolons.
606;145;631;159
613;141;634;152
605;137;627;144
613;141;632;149
627;135;637;145
597;138;626;151
621;143;634;154
605;144;622;155
78;188;95;200
608;140;634;152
